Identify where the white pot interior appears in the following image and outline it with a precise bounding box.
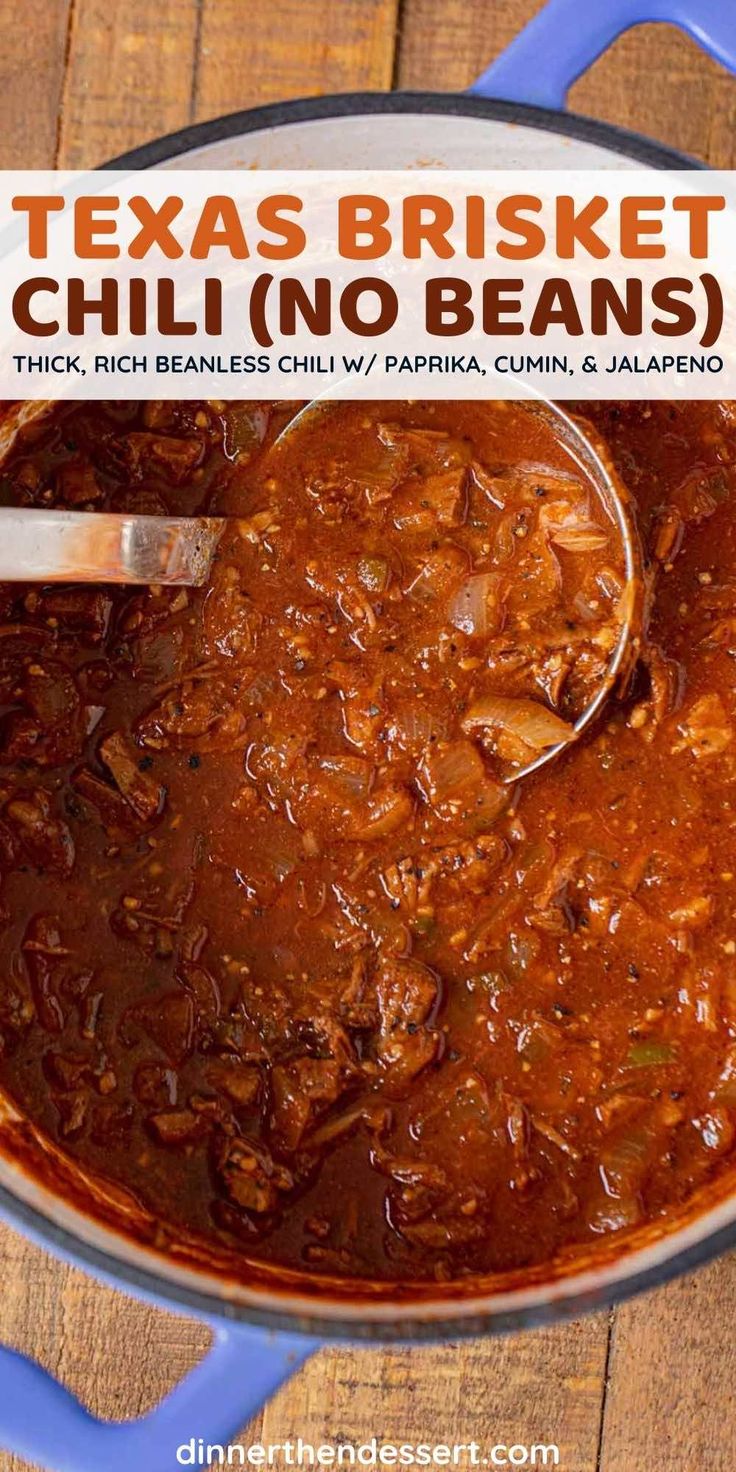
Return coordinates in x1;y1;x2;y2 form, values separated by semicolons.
158;111;649;172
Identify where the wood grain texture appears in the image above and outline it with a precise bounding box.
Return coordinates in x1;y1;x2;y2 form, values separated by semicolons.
0;1219;212;1472
0;1224;209;1418
57;0;200;168
58;0;402;169
261;1318;609;1472
0;1239;608;1472
1;3;736;1471
396;0;539;94
193;0;401;122
397;0;736;166
0;0;71;167
600;1254;736;1472
570;27;736;167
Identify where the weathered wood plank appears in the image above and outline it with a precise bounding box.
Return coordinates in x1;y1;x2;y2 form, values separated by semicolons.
570;26;736;167
57;0;200;167
0;0;72;168
192;0;400;122
262;1319;609;1472
397;0;736;166
57;0;402;167
0;1220;210;1472
599;1255;736;1472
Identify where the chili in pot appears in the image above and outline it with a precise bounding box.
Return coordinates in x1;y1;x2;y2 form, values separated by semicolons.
0;395;734;1290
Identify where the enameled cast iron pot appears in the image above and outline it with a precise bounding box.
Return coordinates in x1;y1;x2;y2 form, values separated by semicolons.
2;2;736;1467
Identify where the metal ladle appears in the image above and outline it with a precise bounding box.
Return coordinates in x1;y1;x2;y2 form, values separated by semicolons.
0;398;644;780
0;507;223;586
0;400;333;586
263;396;646;783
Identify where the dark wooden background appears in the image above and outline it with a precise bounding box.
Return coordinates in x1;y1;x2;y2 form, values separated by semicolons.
0;3;735;1468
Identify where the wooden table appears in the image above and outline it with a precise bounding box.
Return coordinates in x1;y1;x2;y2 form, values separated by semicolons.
1;3;736;1468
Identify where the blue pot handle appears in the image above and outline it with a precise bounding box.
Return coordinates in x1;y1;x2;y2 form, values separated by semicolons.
0;1324;317;1472
471;0;736;108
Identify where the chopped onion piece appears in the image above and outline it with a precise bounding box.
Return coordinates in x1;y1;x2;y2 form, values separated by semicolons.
448;573;499;638
469;461;505;509
551;525;609;552
391;700;446;754
599;1125;652;1197
587;1196;642;1234
317;754;374;799
420;740;485;803
461;696;574;750
407;544;468;602
348;785;413;839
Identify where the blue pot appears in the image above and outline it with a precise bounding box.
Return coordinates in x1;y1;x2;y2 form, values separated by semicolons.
2;2;736;1467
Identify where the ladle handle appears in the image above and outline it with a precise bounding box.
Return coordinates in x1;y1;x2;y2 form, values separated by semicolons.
0;508;222;586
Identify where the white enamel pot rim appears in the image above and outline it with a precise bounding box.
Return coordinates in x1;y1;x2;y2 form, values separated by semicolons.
0;91;729;1344
102;92;703;172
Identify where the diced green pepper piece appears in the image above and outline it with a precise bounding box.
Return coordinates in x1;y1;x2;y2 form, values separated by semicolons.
357;555;390;593
626;1040;677;1068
